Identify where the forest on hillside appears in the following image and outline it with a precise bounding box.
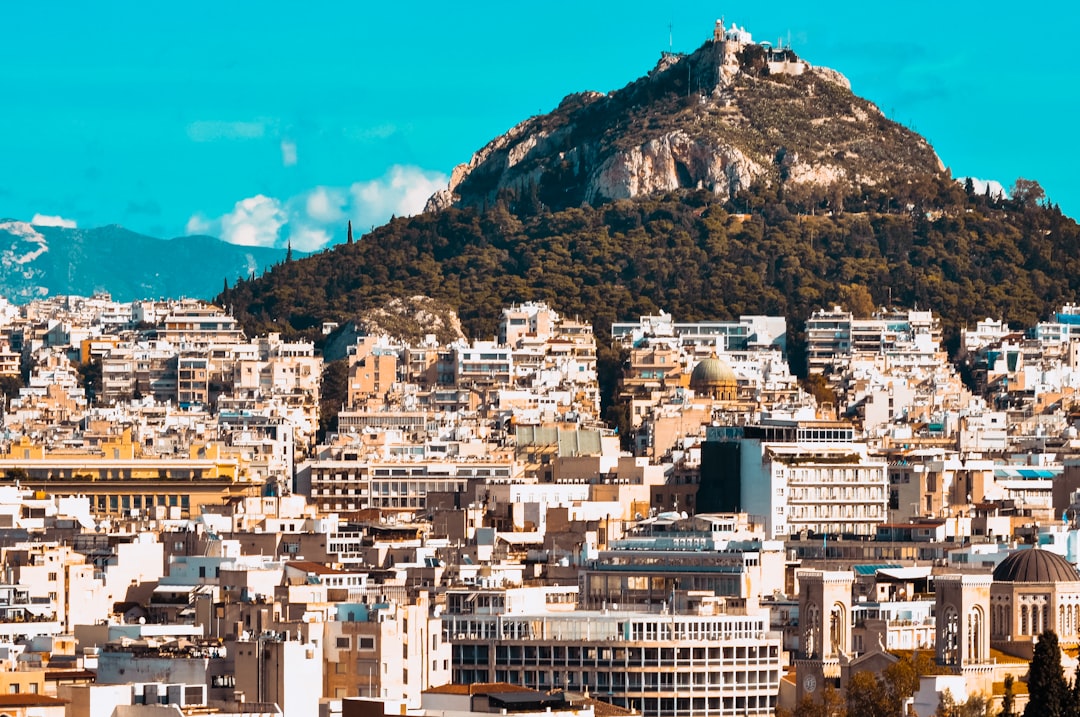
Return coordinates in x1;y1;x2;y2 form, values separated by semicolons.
219;175;1079;374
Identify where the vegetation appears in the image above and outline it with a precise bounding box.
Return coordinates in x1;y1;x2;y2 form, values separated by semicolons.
216;39;1079;429
0;375;23;401
1001;674;1017;717
1026;629;1069;717
319;360;349;440
220;175;1079;380
77;358;103;404
777;652;953;717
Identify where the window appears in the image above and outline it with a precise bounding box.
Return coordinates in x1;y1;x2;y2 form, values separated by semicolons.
336;637;350;649
359;637;375;650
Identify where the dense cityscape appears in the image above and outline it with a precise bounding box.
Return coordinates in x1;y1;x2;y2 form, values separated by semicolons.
0;289;1076;715
5;7;1080;717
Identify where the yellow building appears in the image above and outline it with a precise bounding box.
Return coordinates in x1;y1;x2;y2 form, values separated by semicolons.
0;431;258;517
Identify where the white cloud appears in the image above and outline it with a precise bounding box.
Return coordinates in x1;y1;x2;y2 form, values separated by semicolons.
187;165;448;251
280;140;298;167
303;186;346;223
187;120;267;142
288;226;333;253
31;213;77;229
960;177;1007;199
186;214;212;236
349;165;447;225
187;195;285;248
220;195;286;247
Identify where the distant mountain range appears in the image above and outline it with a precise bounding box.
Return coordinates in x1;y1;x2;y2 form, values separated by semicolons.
0;221;294;303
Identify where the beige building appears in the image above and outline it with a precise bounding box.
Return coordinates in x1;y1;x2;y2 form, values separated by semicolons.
324;595;450;707
0;432;257;518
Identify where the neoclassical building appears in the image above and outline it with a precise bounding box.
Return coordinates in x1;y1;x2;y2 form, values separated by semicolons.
989;547;1080;653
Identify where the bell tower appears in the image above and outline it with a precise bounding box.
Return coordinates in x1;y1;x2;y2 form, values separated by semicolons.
935;574;992;667
796;570;853;702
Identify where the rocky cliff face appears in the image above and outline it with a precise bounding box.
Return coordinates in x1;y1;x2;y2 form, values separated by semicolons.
427;37;944;213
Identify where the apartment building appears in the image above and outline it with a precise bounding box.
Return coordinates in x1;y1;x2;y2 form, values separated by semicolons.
701;422;887;538
444;586;782;717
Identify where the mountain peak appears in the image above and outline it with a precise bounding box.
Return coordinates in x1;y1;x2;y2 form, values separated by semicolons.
427;21;943;214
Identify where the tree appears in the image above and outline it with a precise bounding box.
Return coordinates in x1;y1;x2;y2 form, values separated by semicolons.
1011;178;1046;210
77;358;103;404
846;670;891;717
802;373;837;407
841;284;876;318
318;359;349;441
1068;660;1080;717
959;693;991;717
883;651;940;713
0;375;23;401
1026;629;1069;717
347;220;354;245
937;688;958;717
777;685;846;717
1000;674;1017;717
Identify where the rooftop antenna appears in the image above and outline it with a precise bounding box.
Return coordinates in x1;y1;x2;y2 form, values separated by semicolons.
668;21;673;52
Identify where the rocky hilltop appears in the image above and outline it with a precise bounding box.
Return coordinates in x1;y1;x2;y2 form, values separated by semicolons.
427;22;944;212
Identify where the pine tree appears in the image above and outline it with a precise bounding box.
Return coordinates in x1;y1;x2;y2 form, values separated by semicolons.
286;239;293;263
1068;661;1080;717
347;220;353;244
1000;674;1016;717
1026;630;1069;717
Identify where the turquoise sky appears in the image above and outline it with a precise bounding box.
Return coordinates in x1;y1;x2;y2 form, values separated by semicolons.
2;2;1075;250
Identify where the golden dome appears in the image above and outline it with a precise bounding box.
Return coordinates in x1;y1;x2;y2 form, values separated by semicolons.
690;356;738;399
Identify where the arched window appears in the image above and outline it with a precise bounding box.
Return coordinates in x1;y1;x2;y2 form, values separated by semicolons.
941;606;959;666
829;603;846;657
804;603;820;658
1021;605;1029;636
967;608;983;662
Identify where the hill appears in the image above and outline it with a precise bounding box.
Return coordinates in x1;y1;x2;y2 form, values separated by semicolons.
218;31;1080;371
221;182;1078;358
427;28;943;214
0;221;294;303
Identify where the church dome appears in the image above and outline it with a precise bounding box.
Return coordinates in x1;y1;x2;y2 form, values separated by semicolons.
992;548;1080;583
690;356;738;400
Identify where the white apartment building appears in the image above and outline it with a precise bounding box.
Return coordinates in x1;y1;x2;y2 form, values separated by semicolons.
444;587;782;717
806;307;941;374
704;423;888;538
